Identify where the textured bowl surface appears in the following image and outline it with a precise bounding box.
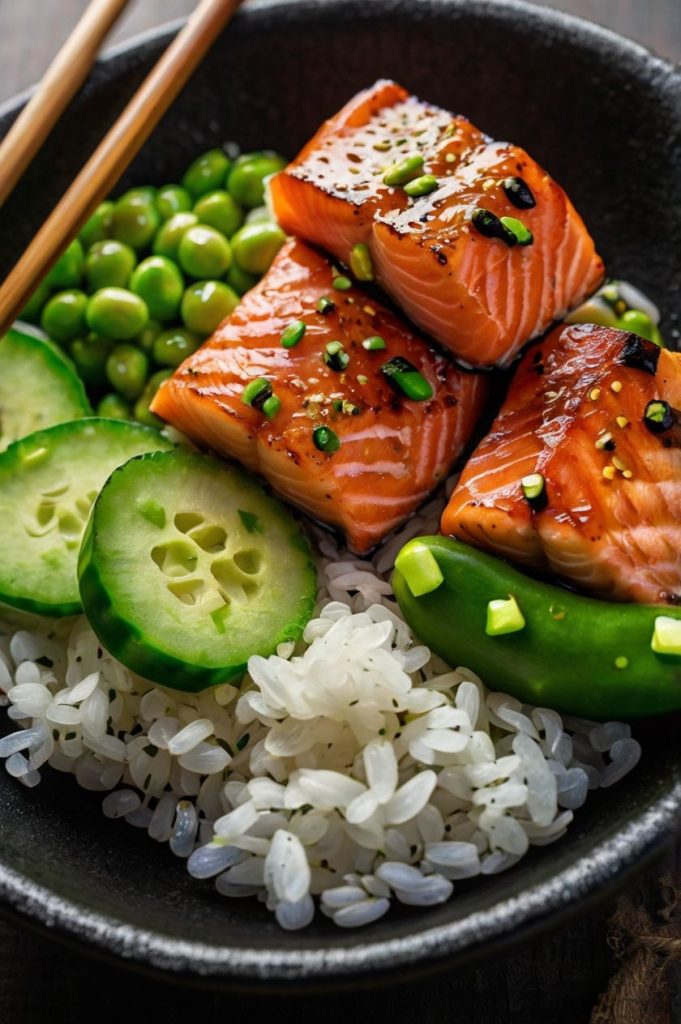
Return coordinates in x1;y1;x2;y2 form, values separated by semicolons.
1;0;680;989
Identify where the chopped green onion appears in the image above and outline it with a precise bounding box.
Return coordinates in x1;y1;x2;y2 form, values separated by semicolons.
502;176;536;209
332;275;352;292
643;399;675;434
404;174;438;198
485;595;526;636
313;425;340;454
262;395;281;420
350;243;374;282
280;319;306;348
395;539;444;597
382;154;424;187
499;216;533;246
242;377;272;409
362;335;386;351
381;356;433;401
651;616;681;656
357;374;368;385
324;341;350;371
520;473;546;509
341;399;361;416
317;296;336;315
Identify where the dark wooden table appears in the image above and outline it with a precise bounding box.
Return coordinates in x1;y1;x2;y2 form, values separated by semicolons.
0;2;679;1022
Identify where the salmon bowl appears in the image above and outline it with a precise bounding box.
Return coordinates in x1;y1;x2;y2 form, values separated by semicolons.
0;0;680;988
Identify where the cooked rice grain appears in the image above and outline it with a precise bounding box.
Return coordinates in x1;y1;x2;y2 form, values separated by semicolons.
0;511;641;930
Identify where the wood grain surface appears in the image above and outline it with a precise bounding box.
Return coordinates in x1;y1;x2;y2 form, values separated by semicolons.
0;2;679;1022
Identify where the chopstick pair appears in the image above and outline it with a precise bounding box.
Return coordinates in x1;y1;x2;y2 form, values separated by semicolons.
0;0;245;337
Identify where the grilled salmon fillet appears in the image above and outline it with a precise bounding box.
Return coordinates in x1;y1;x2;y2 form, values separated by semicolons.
151;238;487;553
269;80;604;369
442;324;681;604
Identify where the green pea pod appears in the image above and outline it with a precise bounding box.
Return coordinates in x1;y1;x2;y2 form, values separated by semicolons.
392;536;681;720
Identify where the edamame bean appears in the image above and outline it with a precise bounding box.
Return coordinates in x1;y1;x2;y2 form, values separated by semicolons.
111;189;161;250
230;222;286;275
84;240;137;292
106;343;150;400
134;319;162;355
19;279;52;325
245;205;271;225
133;369;172;427
178;225;231;278
86;288;149;341
69;334;113;388
156;184;192;220
227;151;286;208
193;190;244;237
78;201;114;249
181;280;239;335
97;393;131;420
181;149;231;198
46;239;84;290
225;263;259;296
152;327;200;368
130;256;184;321
40;290;88;342
152;212;198;260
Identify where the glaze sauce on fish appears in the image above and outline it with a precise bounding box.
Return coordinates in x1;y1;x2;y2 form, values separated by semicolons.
270;80;604;369
151;238;487;553
442;324;681;604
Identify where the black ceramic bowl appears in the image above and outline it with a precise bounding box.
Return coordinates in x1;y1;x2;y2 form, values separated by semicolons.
0;0;680;990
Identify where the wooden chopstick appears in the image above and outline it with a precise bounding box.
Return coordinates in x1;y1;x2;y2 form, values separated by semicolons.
0;0;131;210
0;0;245;336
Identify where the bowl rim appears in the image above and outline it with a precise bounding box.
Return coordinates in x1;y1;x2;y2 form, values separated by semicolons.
0;0;680;987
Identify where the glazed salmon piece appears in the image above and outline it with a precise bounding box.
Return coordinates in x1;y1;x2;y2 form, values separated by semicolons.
269;80;604;368
442;324;681;604
151;238;487;554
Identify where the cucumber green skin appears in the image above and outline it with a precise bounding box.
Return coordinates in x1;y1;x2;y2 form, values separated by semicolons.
0;329;92;452
0;418;172;617
393;537;681;721
78;449;317;692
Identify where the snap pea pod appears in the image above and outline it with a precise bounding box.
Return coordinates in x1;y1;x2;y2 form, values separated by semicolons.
392;536;681;720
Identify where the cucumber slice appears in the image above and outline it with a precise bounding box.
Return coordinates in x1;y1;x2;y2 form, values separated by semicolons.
0;419;173;616
0;329;92;452
78;448;317;691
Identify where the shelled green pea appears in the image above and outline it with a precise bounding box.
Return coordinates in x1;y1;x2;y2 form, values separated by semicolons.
86;287;149;341
69;334;114;389
181;149;231;198
230;222;286;275
105;343;150;400
193;190;244;237
156;184;192;220
178;225;232;279
152;212;199;261
78;201;114;250
181;280;239;335
134;368;172;427
46;239;84;290
41;290;88;342
84;240;137;292
130;256;184;322
227;151;286;208
111;188;161;250
97;393;132;420
153;327;200;368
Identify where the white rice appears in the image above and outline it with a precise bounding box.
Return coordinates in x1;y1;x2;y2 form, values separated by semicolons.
0;497;642;931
